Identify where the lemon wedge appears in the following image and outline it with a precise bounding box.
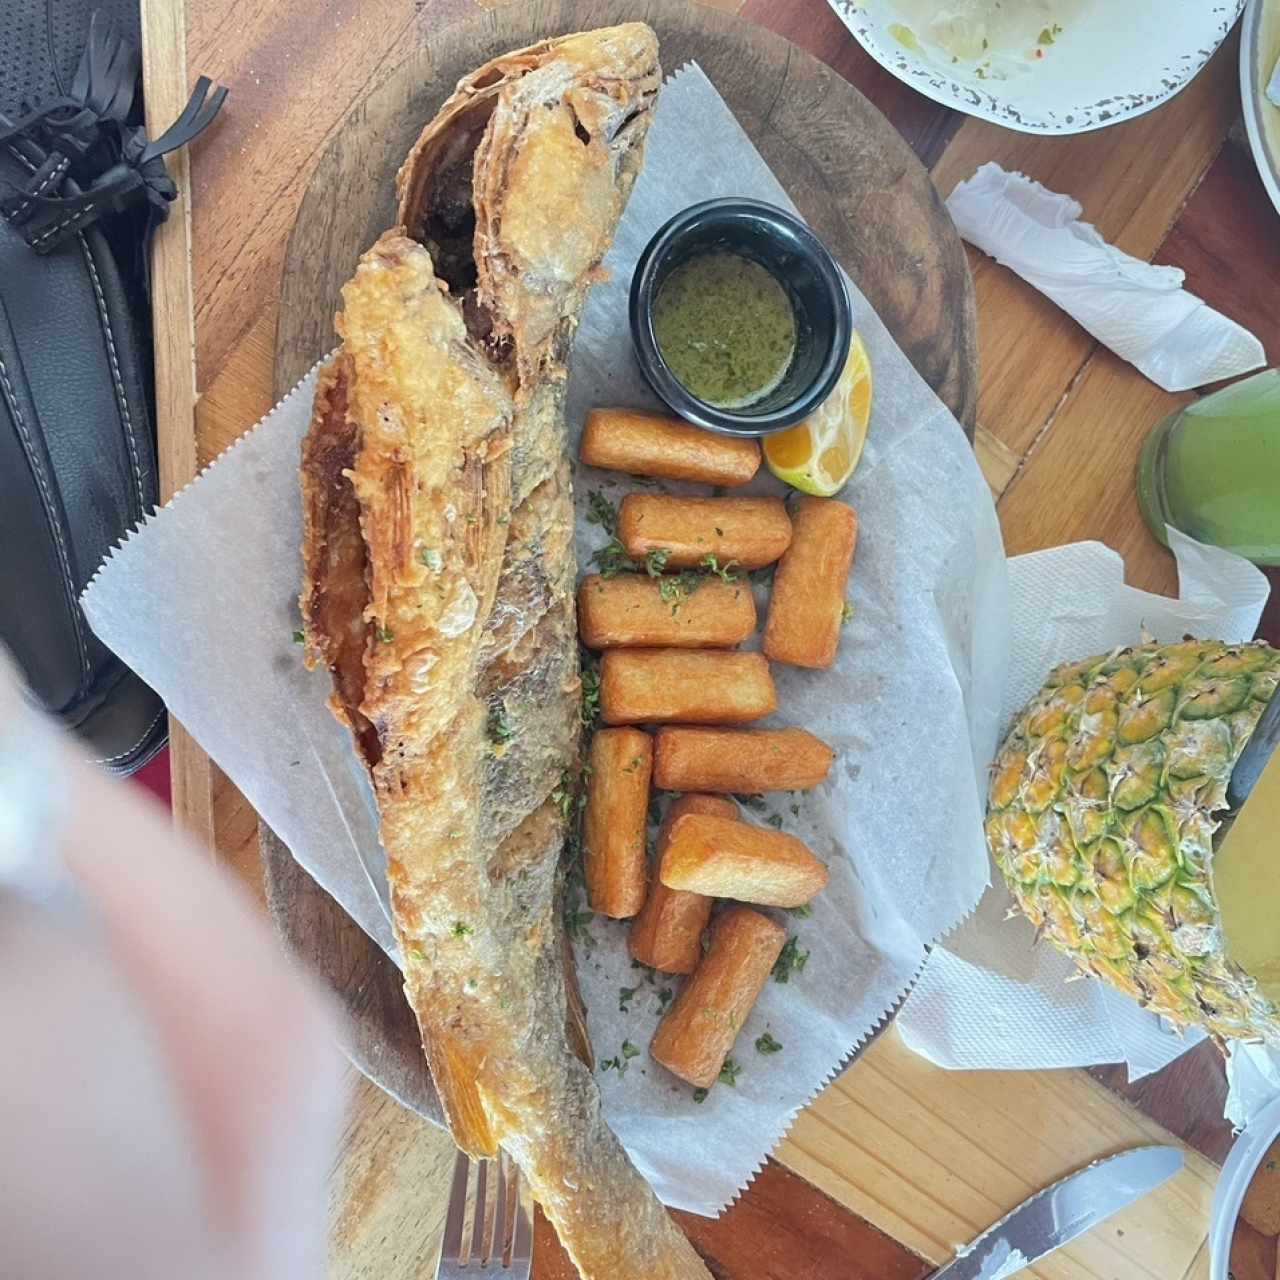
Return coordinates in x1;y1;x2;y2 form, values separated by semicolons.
764;332;872;496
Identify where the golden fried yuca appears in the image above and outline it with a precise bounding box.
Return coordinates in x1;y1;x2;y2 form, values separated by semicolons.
578;573;756;649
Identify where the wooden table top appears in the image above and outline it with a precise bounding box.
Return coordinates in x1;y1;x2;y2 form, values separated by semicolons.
154;0;1280;1276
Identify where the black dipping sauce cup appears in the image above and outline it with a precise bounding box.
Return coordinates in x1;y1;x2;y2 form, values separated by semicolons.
629;198;852;437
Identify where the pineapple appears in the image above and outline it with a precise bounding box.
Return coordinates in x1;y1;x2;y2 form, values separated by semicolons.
987;638;1280;1045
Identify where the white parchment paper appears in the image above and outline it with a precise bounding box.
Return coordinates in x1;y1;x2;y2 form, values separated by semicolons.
81;65;1008;1214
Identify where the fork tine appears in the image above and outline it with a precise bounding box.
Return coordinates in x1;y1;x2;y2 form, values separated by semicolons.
471;1156;489;1265
440;1149;470;1264
509;1162;533;1276
488;1154;506;1266
498;1152;517;1266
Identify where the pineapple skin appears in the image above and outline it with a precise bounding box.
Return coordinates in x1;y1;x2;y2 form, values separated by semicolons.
987;639;1280;1046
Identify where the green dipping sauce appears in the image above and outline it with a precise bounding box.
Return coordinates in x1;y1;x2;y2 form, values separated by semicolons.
652;251;797;409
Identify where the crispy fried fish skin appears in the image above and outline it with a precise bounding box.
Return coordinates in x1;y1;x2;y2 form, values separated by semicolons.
302;26;710;1280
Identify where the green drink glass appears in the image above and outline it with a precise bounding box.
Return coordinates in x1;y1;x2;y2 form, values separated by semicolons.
1137;368;1280;566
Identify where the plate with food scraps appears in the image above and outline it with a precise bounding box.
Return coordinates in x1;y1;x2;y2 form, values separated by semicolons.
829;0;1245;135
1242;0;1280;216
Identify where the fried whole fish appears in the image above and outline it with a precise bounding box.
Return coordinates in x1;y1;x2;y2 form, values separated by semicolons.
300;26;711;1280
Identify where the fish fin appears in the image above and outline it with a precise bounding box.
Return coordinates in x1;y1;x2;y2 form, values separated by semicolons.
421;1030;499;1158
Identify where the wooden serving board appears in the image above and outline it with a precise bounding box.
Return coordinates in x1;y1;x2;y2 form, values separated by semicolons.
265;0;978;1123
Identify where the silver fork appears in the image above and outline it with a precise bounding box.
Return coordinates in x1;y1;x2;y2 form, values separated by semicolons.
436;1149;533;1278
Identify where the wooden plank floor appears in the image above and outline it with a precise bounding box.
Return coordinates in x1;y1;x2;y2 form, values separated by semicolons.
174;0;1280;1274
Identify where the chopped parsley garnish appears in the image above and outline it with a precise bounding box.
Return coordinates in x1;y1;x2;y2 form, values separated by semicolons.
488;706;516;743
658;987;675;1013
700;553;739;582
644;547;671;577
692;1087;709;1103
718;1057;742;1087
601;1040;641;1076
564;906;595;947
789;803;801;818
580;659;601;728
586;490;618;535
1037;23;1062;45
623;755;645;773
765;813;785;830
419;547;443;572
772;936;810;983
376;625;395;643
452;921;474;938
786;903;814;919
734;793;768;812
647;796;663;827
592;536;632;578
657;569;701;612
292;629;305;644
619;984;640;1012
551;772;575;819
841;600;856;625
755;1032;783;1055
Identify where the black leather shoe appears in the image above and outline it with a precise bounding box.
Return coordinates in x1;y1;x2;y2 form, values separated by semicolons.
0;2;224;773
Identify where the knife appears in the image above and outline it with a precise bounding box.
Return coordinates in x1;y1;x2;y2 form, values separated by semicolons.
1228;683;1280;811
930;1146;1184;1279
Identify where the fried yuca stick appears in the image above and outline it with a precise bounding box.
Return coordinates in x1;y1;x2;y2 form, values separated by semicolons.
578;574;756;649
630;795;735;973
584;727;652;918
653;726;834;792
650;906;786;1088
581;407;760;485
661;813;828;908
600;649;776;725
618;494;791;570
763;497;859;669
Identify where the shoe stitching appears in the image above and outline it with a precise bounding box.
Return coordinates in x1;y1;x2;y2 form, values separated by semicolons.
10;154;69;219
79;235;146;512
30;203;97;248
93;703;166;767
5;144;156;738
0;349;92;687
9;145;148;515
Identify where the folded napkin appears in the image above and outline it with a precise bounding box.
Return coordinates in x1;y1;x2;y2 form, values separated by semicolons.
1228;1041;1280;1129
946;162;1266;393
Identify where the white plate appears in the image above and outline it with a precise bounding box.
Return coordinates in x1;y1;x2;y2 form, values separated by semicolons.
1242;0;1280;216
828;0;1244;135
1210;1091;1280;1278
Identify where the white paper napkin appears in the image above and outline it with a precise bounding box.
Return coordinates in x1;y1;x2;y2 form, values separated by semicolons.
947;162;1266;393
80;64;1007;1216
897;528;1272;1095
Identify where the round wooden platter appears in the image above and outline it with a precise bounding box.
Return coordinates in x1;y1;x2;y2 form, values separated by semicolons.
265;0;978;1127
